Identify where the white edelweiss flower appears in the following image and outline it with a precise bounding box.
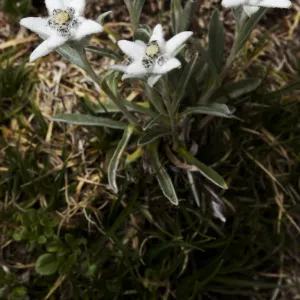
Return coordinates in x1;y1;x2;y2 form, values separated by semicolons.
20;0;103;62
112;24;193;86
222;0;292;16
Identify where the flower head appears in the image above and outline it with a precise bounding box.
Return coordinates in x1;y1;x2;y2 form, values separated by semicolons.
222;0;292;16
112;25;193;86
20;0;103;62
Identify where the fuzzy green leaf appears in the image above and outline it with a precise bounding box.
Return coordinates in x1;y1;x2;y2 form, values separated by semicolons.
134;26;151;43
191;38;219;82
225;78;262;98
177;147;228;189
52;114;127;130
142;115;168;130
56;45;86;70
208;9;224;72
171;0;183;34
173;54;199;113
236;8;267;52
181;103;234;118
133;0;145;26
145;83;167;115
124;0;145;32
179;0;199;32
138;128;170;146
149;143;179;205
35;254;60;276
96;11;112;24
108;125;134;193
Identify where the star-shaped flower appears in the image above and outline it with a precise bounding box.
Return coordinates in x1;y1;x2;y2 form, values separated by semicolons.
20;0;103;62
222;0;292;16
112;25;193;86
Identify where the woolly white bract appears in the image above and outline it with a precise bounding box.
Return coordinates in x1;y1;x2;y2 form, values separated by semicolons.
222;0;292;16
112;24;193;86
20;0;103;62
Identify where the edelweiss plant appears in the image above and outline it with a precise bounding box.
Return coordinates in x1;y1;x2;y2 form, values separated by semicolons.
20;0;103;62
19;0;292;219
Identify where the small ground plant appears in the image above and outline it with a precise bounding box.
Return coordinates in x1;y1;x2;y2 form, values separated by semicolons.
0;0;299;299
20;0;293;208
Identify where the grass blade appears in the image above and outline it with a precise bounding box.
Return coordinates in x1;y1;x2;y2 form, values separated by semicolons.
213;277;278;288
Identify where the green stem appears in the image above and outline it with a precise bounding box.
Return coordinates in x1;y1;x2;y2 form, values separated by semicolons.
79;49;139;126
162;76;179;149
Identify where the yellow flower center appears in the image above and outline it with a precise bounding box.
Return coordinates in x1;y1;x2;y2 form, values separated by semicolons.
146;43;159;58
54;12;70;25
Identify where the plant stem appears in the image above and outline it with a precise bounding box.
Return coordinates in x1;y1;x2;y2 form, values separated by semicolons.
79;49;139;126
162;76;179;149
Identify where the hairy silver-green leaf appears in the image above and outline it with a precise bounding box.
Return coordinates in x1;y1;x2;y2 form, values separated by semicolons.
181;103;234;118
149;143;179;205
138;128;170;146
124;0;145;32
231;7;244;31
173;54;199;114
108;125;134;193
171;0;182;34
225;78;262;98
52;114;127;130
96;11;112;24
56;44;86;70
236;8;267;52
86;99;152;115
208;9;224;72
134;25;151;43
191;38;219;81
145;83;167;115
187;171;200;207
177;147;228;189
179;0;199;32
142;115;168;131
